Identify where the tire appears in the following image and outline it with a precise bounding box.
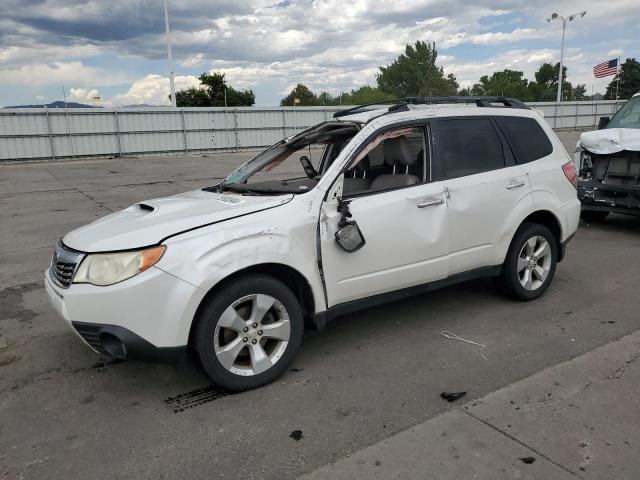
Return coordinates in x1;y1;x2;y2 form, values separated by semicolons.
497;223;558;301
194;274;304;391
580;210;609;223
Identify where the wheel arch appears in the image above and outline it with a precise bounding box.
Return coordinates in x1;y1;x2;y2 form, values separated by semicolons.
516;210;564;260
188;263;318;348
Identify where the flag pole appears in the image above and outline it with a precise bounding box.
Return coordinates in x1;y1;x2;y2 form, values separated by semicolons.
614;56;620;110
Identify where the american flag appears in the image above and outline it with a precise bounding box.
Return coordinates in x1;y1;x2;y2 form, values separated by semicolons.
593;58;618;78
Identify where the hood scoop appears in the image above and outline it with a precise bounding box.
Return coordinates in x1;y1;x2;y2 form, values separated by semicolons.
137;203;155;213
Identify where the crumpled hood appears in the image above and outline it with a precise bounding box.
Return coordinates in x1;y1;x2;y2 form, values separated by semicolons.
579;128;640;154
63;189;293;252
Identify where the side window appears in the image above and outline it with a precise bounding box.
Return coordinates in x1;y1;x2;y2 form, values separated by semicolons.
495;116;553;164
434;118;505;180
344;126;428;195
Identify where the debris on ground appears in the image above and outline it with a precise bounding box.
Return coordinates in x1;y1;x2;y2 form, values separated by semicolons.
519;456;536;464
289;430;303;441
440;392;467;402
440;331;487;359
290;368;305;372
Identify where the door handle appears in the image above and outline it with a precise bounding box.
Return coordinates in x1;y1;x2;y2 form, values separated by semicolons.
506;180;526;190
417;198;445;208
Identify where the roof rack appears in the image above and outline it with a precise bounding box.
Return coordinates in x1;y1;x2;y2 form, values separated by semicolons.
333;95;530;118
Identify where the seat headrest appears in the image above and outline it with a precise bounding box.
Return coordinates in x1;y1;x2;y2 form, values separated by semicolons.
383;136;415;166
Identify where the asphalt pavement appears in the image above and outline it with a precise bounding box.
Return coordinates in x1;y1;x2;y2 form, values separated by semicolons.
1;130;640;479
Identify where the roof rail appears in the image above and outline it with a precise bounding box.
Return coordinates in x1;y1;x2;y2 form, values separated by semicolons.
333;95;530;118
404;96;530;109
332;99;403;118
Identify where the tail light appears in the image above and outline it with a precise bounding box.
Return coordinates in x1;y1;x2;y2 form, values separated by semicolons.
562;161;577;188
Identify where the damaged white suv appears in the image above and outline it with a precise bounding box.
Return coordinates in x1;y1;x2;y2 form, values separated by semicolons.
46;96;580;391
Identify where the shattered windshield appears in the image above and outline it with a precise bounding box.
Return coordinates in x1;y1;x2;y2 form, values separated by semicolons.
607;96;640;129
210;122;359;195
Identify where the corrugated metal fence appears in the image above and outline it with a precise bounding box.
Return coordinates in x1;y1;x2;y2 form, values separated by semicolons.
0;100;624;161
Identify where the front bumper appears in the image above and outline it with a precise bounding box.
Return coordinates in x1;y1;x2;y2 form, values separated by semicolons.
578;182;640;216
45;265;203;363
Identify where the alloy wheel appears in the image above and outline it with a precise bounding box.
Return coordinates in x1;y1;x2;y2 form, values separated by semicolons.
213;294;291;376
517;235;552;291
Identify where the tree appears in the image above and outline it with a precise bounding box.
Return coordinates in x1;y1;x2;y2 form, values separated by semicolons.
606;58;640;100
175;72;255;107
377;41;458;97
280;84;318;106
317;91;338;105
343;86;395;104
572;84;588;101
528;62;574;101
470;69;532;101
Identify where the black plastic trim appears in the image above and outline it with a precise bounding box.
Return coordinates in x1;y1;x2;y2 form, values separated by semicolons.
317;265;501;326
558;233;575;262
72;321;187;364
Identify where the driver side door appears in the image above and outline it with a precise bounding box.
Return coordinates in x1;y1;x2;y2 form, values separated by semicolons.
318;123;449;307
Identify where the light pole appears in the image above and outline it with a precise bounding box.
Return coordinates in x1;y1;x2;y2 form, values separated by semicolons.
164;0;177;107
547;11;586;102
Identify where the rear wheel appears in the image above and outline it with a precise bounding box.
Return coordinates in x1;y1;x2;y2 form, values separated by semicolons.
580;210;609;223
194;275;304;391
497;223;557;301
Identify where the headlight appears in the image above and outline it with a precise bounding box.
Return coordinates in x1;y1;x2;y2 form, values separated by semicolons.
73;245;166;286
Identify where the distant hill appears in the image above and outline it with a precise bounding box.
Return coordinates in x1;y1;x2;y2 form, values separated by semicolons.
3;101;97;109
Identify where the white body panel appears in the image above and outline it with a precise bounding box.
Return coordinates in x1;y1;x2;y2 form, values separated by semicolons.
46;103;581;352
319;181;449;306
444;165;532;273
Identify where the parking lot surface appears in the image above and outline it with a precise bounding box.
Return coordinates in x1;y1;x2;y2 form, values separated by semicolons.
2;130;640;479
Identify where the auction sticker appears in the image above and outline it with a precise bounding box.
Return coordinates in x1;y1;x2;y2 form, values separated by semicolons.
217;195;244;205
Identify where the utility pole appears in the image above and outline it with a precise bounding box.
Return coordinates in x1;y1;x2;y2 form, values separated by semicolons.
164;0;177;107
547;10;586;102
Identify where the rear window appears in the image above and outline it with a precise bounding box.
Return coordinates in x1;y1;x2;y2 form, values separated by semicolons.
496;116;553;164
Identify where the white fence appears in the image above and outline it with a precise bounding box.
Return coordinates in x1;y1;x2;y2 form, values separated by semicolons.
0;101;624;161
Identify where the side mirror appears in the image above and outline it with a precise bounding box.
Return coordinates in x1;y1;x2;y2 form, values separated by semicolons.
299;155;318;178
335;221;365;252
598;116;610;130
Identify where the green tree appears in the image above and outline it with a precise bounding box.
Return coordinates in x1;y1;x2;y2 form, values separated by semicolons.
174;87;211;107
606;58;640;100
317;91;338;105
528;62;574;101
343;86;395;104
280;84;318;106
571;84;588;101
469;69;532;101
377;41;458;97
175;72;255;107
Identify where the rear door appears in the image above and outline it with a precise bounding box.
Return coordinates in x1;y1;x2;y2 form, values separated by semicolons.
431;116;533;274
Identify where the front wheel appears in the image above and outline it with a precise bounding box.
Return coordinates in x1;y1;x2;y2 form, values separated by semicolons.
497;223;558;301
194;275;304;391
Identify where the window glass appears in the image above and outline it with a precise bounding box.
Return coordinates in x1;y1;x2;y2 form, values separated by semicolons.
343;126;427;195
435;118;505;180
496;116;553;163
606;96;640;129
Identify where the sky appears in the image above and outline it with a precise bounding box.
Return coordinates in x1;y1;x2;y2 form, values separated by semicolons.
0;0;638;107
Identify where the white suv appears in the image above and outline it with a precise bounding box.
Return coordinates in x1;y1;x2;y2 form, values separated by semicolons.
45;97;580;391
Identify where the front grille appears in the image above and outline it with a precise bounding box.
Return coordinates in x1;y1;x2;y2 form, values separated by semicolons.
50;241;84;289
53;261;75;287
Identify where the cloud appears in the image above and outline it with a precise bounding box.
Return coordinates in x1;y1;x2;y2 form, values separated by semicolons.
0;61;130;87
0;0;638;103
69;87;99;102
110;73;201;106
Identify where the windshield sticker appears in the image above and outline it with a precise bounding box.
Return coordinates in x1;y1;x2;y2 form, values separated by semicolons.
217;195;245;205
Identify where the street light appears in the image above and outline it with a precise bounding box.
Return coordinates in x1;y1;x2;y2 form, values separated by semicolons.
164;0;177;107
547;10;586;102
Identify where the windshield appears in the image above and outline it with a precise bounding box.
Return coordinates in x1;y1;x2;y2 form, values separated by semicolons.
210;121;360;195
607;96;640;129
